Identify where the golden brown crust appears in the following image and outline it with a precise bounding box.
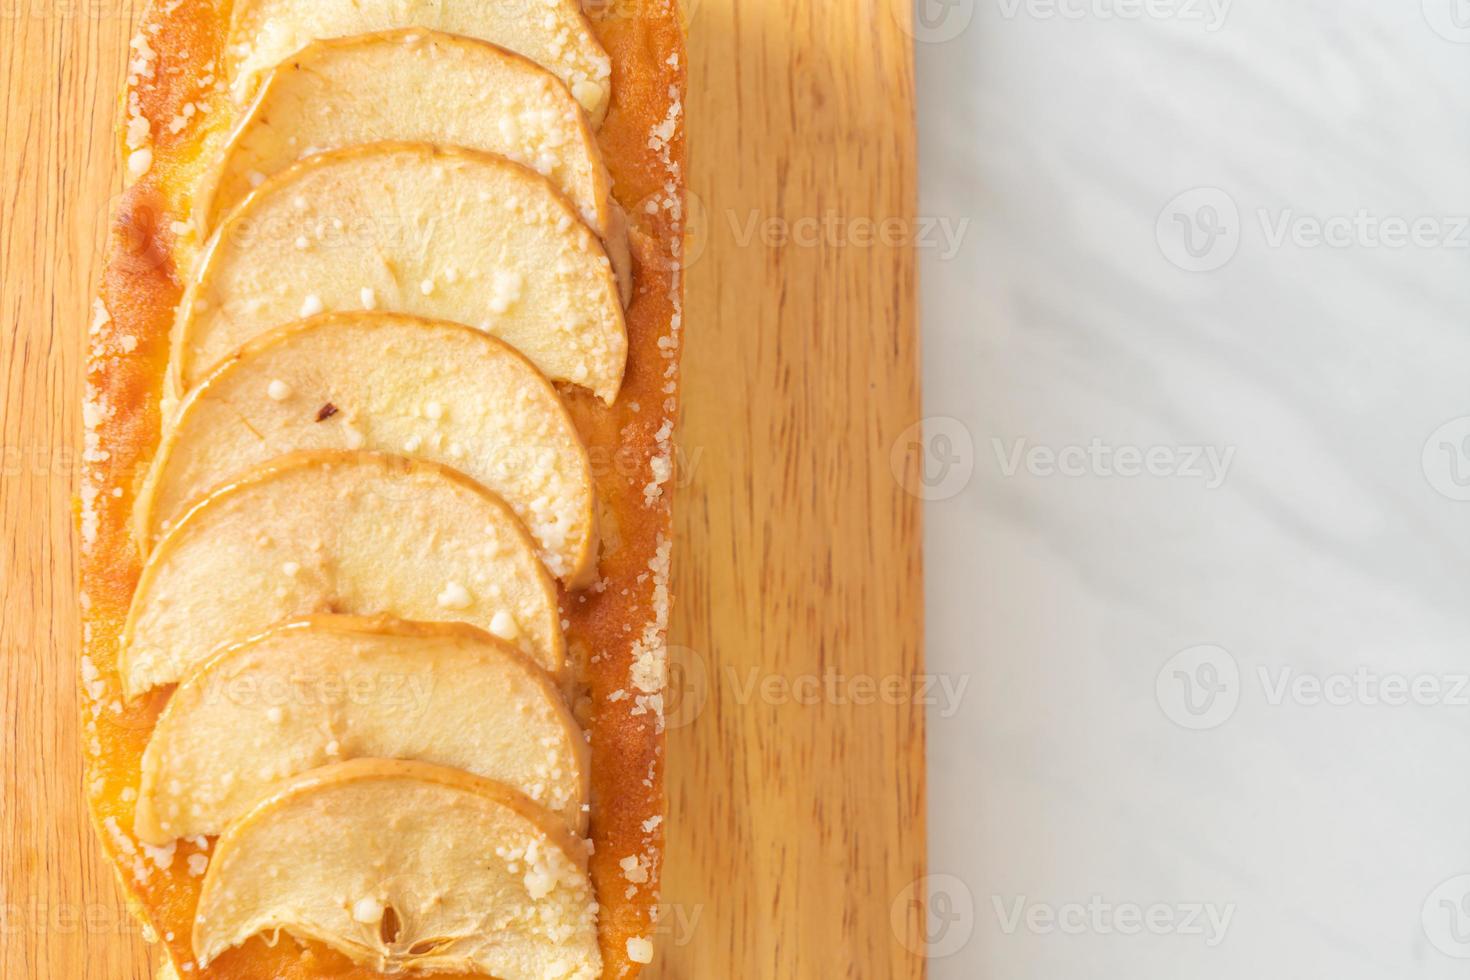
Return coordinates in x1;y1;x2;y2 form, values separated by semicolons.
80;2;685;976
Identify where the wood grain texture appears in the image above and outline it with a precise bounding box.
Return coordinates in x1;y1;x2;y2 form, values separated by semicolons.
2;5;156;979
0;0;922;977
652;0;926;976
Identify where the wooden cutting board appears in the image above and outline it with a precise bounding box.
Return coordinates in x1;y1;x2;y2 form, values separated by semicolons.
0;2;924;977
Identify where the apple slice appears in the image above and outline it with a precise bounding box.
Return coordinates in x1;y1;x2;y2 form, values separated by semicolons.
224;0;613;124
120;451;563;698
200;30;614;238
134;616;588;844
138;313;597;585
193;759;601;978
173;143;626;403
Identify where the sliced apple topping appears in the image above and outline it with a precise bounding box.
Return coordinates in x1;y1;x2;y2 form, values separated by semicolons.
174;143;626;403
139;313;597;584
120;451;563;698
193;759;601;978
134;616;588;844
200;30;614;238
224;0;613;125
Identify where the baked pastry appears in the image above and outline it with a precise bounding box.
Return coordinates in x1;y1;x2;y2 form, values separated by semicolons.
135;616;590;842
194;30;615;237
194;759;602;977
171;143;628;404
123;450;568;692
80;1;685;976
135;314;600;585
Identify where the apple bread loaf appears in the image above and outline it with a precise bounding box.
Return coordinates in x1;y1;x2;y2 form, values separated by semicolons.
80;2;685;977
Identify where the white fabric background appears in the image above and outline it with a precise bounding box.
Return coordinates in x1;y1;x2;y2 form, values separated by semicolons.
916;0;1470;976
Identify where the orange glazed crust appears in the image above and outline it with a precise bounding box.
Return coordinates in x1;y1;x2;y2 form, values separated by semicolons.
79;2;686;976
